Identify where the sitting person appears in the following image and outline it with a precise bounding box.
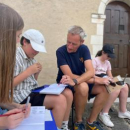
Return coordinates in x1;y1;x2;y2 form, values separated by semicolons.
56;25;109;130
0;3;30;129
92;44;130;127
13;29;73;130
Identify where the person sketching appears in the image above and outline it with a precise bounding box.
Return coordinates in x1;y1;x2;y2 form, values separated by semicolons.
0;3;30;129
13;29;73;130
92;44;130;127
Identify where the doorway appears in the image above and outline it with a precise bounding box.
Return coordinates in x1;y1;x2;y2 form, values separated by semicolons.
103;1;130;76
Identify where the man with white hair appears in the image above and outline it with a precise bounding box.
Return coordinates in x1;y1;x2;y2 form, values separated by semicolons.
56;25;109;130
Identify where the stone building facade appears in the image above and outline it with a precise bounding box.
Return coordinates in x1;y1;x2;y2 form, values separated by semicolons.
1;0;130;85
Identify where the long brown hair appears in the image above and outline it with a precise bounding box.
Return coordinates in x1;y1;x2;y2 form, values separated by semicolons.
0;3;24;103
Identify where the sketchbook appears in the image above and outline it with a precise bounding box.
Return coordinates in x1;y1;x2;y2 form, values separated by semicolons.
39;83;67;95
10;106;45;130
105;75;125;93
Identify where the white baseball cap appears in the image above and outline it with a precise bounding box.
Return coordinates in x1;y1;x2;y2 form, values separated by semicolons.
22;29;47;53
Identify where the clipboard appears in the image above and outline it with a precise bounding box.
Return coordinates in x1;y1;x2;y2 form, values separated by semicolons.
105;75;124;93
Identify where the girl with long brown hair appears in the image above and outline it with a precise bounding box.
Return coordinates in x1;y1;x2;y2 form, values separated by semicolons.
0;3;30;129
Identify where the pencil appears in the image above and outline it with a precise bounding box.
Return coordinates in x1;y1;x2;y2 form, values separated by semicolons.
0;111;21;117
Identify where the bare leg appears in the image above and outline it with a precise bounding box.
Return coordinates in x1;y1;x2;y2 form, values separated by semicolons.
43;94;67;128
88;85;109;123
102;90;120;113
74;82;89;122
62;88;73;121
119;85;129;112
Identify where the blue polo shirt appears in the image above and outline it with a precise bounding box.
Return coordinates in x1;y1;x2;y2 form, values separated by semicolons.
56;44;91;83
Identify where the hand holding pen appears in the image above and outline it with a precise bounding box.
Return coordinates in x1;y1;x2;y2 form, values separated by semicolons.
20;96;31;118
0;108;24;129
0;97;31;118
0;97;31;129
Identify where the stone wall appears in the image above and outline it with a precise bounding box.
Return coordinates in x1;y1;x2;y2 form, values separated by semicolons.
1;0;130;85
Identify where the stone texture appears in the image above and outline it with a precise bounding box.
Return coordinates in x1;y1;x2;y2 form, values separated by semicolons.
69;102;130;130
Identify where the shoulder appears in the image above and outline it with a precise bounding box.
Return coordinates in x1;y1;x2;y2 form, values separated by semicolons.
56;45;67;56
92;57;99;64
15;47;26;65
79;44;90;51
57;45;66;52
78;44;90;56
105;60;111;65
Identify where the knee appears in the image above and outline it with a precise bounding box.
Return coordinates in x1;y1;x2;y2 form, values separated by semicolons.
121;85;129;93
75;82;89;97
112;89;120;95
55;95;67;109
63;88;73;101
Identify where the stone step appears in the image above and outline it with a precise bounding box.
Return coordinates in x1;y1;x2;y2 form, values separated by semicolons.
69;103;130;130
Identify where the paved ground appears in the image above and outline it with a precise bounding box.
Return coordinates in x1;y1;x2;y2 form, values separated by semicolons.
69;103;130;130
69;78;130;130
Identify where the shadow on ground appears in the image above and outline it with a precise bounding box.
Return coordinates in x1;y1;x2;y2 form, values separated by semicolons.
69;103;130;130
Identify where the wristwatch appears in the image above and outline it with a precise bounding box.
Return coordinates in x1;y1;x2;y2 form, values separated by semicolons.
72;79;78;86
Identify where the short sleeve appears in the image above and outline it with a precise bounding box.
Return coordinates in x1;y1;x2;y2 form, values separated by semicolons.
92;58;97;69
107;61;112;70
14;57;21;77
56;49;68;68
82;45;91;61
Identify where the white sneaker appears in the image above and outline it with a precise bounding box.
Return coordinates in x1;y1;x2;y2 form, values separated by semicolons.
99;113;114;127
118;110;130;119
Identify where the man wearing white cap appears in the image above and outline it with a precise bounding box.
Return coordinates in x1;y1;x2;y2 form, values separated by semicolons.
13;29;73;130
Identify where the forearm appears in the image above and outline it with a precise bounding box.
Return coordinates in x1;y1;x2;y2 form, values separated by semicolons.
0;102;19;110
87;76;104;84
87;77;95;84
14;71;31;87
76;70;94;84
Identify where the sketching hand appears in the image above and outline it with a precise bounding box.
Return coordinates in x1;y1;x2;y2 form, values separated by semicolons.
18;103;31;118
60;75;75;86
27;63;42;75
2;109;24;129
99;78;111;86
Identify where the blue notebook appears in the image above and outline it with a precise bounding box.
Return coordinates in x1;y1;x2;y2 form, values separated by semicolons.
32;85;49;93
32;86;57;130
45;111;57;130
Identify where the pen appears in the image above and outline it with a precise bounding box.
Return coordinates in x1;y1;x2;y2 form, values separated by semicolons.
26;96;30;110
58;83;61;86
0;111;21;117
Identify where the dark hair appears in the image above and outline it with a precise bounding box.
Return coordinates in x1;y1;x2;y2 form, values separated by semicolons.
95;50;102;57
20;36;30;45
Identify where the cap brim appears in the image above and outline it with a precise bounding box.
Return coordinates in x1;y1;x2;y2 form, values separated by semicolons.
30;41;47;53
108;53;115;58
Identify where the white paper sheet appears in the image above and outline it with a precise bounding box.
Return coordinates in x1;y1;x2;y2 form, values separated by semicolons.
10;106;45;130
45;109;52;121
40;83;67;95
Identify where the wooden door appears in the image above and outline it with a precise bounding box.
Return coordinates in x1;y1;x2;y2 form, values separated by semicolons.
104;1;130;77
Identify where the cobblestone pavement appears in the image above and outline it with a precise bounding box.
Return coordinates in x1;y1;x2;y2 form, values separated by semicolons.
69;78;130;130
69;103;130;130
